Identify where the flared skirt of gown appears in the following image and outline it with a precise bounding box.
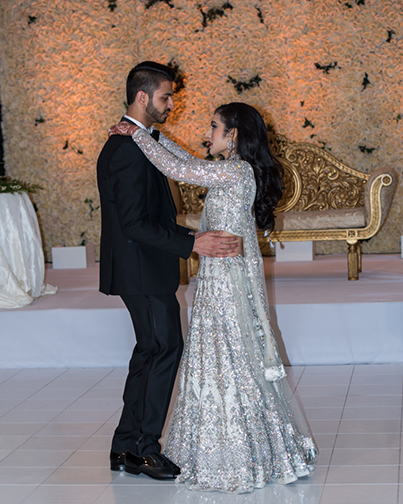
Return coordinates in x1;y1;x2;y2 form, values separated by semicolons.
165;255;317;493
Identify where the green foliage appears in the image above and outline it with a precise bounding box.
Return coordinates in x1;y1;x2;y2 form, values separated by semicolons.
84;198;100;219
62;140;83;154
386;30;396;43
168;59;185;92
266;123;275;134
107;0;117;12
0;177;42;194
255;6;264;24
145;0;174;8
343;0;365;7
319;141;332;151
362;72;371;90
303;117;315;129
79;231;87;246
314;61;339;74
227;75;261;94
358;145;375;154
197;2;233;30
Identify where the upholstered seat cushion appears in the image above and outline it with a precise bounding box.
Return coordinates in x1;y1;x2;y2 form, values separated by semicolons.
274;208;366;231
178;208;366;233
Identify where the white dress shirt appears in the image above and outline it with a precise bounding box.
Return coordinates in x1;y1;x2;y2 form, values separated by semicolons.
123;114;154;134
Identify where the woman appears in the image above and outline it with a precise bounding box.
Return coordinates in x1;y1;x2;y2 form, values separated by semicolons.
110;102;317;493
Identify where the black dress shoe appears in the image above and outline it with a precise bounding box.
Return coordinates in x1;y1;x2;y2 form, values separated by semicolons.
124;450;179;480
110;451;126;471
162;453;180;475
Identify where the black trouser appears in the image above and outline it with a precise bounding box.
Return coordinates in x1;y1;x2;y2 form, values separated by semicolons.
111;294;184;456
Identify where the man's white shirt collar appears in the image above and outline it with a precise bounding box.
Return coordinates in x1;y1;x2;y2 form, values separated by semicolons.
123;115;154;134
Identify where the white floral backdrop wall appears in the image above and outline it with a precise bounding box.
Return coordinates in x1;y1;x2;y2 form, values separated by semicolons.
0;0;401;259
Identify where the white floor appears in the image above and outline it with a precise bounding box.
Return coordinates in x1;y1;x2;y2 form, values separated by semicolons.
1;364;403;504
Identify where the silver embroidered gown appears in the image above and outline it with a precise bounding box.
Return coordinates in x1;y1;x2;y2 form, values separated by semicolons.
132;129;318;493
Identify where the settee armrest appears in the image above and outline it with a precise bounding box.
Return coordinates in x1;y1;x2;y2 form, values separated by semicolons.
364;167;397;230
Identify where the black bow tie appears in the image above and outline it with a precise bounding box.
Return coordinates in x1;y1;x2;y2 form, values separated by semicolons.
151;129;160;141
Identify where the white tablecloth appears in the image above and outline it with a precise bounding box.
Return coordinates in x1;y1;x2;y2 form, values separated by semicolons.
0;193;57;309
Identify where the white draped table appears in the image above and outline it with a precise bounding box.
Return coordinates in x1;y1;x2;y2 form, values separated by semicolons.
0;192;57;309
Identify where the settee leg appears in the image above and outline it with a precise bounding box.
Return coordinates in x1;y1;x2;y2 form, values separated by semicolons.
179;257;189;285
347;240;359;281
358;241;362;273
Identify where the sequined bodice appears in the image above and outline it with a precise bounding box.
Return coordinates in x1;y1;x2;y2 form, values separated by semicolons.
200;165;255;236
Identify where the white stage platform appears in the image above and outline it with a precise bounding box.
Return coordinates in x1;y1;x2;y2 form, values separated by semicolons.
1;254;402;368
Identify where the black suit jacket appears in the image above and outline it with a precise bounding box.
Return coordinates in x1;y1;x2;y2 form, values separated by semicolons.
97;118;194;296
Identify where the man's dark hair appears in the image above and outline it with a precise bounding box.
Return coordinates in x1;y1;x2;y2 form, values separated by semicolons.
126;61;176;106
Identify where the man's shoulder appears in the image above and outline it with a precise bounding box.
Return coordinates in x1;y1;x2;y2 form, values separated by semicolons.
104;134;139;150
98;135;142;161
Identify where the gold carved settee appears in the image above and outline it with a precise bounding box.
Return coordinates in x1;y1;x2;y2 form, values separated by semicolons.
169;134;397;283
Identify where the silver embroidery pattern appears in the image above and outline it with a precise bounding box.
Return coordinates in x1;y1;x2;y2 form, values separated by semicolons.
133;129;318;493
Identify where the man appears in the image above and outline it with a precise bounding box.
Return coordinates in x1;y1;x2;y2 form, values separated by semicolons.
97;61;240;480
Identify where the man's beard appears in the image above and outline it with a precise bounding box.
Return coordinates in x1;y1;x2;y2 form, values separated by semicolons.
146;100;170;124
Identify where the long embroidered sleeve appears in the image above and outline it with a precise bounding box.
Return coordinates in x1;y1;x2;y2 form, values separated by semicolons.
157;131;194;162
133;129;244;188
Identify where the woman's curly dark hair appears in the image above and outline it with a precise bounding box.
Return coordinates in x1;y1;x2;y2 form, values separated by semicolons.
215;102;283;233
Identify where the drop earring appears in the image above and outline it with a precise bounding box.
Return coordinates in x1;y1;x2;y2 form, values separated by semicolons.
227;139;236;157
